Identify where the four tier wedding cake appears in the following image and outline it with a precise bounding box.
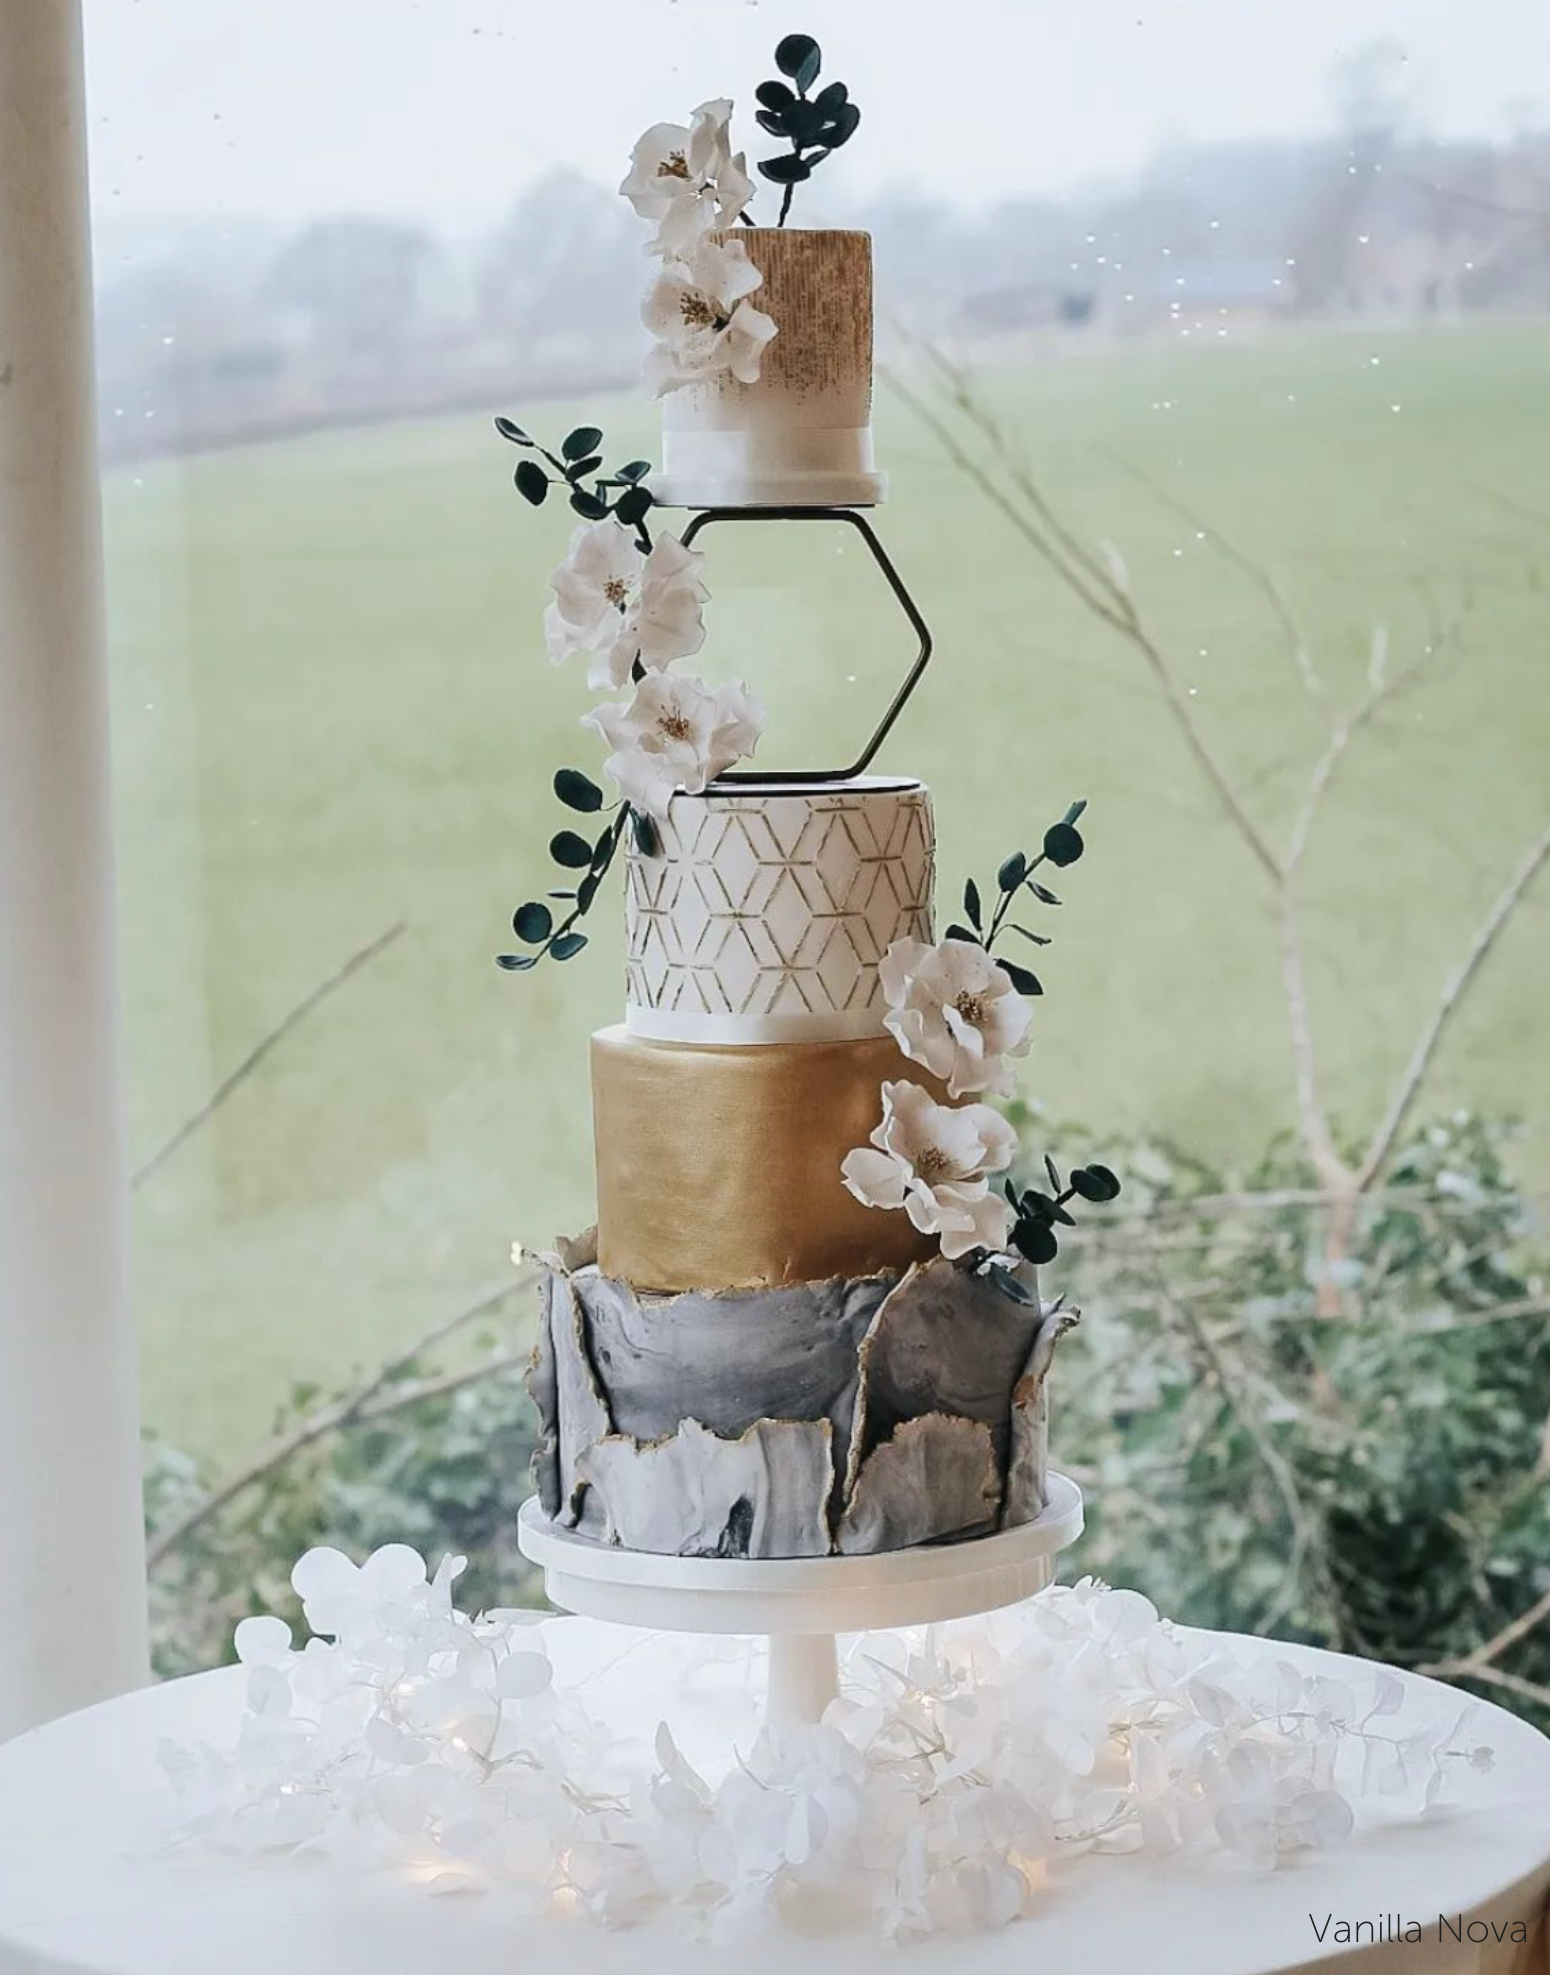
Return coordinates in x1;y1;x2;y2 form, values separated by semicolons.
498;36;1118;1562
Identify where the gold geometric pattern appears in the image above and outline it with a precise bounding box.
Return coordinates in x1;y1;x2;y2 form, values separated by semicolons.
625;782;935;1038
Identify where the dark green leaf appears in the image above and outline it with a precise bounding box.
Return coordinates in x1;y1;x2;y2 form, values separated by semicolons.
782;99;826;146
1008;923;1052;946
561;425;603;461
1044;1153;1061;1193
813;80;849;114
569;489;609;520
756;108;792;139
774;32;820;82
554;767;604;813
613;483;653;528
963;877;983;929
615;459;652;483
591;826;617;867
944;923;980;944
824;100;861;145
795;44;821;91
1001;958;1044;996
547;888;576;901
758;153;813;185
1062;797;1089;826
1052;1203;1077;1228
755;79;796;111
514;459;549;505
1012;1219;1060;1266
1042;822;1084;867
494;416;532;445
988;1264;1035;1305
997;852;1028;892
1024;1189;1060;1221
512;901;553;943
550;830;593;869
1003;1178;1020;1206
576;872;599;912
1027;880;1063;906
550;931;589;961
631;808;660;856
1070;1162;1122;1203
566;453;603;481
495;952;538;971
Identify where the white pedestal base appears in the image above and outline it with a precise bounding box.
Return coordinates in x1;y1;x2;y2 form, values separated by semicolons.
517;1474;1084;1725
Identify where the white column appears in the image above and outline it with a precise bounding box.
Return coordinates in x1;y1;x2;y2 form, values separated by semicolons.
0;0;151;1741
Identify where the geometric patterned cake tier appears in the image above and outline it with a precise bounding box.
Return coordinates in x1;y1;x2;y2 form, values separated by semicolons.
624;777;934;1043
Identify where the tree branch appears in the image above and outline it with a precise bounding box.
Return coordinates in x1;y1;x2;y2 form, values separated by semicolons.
886;358;1283;888
132;920;408;1189
1357;821;1550;1187
1422;1584;1550;1700
1148;1264;1325;1636
1103;450;1323;705
145;1272;533;1569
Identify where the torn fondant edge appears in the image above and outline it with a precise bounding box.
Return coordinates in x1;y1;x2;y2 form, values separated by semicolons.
526;1233;1077;1558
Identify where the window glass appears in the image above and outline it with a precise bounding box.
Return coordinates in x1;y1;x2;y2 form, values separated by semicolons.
87;2;1550;1705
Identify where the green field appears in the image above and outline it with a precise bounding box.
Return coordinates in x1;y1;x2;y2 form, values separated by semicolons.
105;323;1550;1460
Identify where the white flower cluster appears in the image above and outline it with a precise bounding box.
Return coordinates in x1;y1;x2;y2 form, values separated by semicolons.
543;515;765;821
619;99;776;396
842;936;1036;1256
161;1548;1493;1943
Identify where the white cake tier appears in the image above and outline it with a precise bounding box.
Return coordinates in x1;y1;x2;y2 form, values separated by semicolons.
654;228;888;510
624;777;934;1044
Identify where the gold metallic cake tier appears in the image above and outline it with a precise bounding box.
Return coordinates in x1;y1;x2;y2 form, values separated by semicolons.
591;1024;938;1292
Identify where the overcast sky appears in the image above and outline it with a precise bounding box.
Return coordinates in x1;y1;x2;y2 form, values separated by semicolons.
84;0;1550;231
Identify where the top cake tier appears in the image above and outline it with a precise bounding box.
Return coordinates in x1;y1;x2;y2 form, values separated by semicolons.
653;229;887;510
625;776;934;1044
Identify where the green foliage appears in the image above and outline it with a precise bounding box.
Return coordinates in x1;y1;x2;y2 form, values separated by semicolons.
146;1109;1550;1733
146;1358;541;1679
954;797;1088;996
1027;1106;1550;1730
755;34;861;222
494;415;657;533
499;804;634;974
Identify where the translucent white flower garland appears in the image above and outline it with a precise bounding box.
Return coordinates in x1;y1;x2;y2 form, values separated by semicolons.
160;1546;1494;1942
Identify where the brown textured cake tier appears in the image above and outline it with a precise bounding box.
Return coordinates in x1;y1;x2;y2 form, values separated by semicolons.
529;1236;1076;1557
655;228;887;507
591;1024;938;1292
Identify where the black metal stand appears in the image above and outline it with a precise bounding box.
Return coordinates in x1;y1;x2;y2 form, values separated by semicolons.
677;506;932;787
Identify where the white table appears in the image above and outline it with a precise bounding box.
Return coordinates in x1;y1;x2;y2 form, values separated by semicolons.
1;1619;1547;1975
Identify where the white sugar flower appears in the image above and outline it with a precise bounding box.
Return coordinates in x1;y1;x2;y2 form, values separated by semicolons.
642;236;777;397
544;521;707;689
584;670;765;821
290;1543;465;1647
166;1550;1492;1941
880;937;1034;1099
619;97;755;258
842;1079;1016;1260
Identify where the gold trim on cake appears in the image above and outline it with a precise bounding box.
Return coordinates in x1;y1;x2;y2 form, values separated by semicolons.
591;1024;939;1292
624;778;934;1045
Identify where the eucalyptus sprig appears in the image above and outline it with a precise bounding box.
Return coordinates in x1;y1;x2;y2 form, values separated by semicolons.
754;34;862;226
494;417;655;542
947;799;1089;997
975;1151;1122;1306
1004;1152;1122;1268
497;769;659;975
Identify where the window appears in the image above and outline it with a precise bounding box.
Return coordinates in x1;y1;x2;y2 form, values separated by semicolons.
87;1;1550;1707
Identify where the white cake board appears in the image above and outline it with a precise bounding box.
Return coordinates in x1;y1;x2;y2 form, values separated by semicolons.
518;1473;1083;1726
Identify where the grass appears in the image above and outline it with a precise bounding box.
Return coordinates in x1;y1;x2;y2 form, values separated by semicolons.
104;321;1550;1459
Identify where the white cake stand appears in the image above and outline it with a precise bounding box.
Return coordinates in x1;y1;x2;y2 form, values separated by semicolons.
517;1472;1084;1727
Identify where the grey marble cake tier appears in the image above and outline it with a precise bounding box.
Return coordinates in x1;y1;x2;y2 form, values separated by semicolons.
527;1230;1077;1559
